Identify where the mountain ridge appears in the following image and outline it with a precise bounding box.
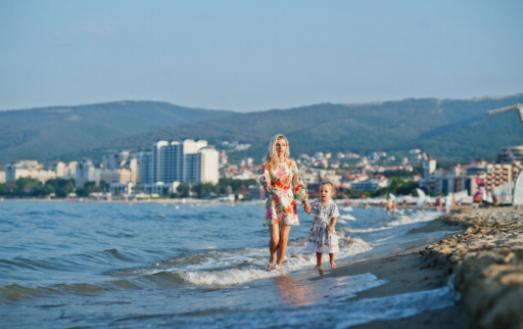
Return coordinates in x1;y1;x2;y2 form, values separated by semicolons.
1;94;522;165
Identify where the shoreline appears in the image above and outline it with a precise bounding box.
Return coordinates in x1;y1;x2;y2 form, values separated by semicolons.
321;223;470;329
324;206;523;329
422;207;523;329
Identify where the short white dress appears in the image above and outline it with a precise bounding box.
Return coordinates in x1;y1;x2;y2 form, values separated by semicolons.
306;200;340;254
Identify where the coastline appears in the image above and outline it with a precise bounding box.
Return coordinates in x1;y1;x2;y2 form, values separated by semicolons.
324;206;523;329
422;207;523;329
323;232;470;328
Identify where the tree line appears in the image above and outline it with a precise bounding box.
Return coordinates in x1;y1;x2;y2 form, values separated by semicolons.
0;177;258;199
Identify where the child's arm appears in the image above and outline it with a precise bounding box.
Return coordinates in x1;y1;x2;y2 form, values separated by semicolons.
328;216;337;234
328;204;340;234
304;200;312;213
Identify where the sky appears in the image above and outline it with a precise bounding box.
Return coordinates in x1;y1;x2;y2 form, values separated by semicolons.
1;0;522;112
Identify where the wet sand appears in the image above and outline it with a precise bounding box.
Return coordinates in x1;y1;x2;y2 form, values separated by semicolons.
422;207;523;329
317;215;471;329
332;206;523;329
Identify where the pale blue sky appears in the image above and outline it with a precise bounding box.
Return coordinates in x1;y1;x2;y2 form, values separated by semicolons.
1;0;522;111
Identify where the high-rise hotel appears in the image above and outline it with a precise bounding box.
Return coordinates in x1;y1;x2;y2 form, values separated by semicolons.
139;139;219;185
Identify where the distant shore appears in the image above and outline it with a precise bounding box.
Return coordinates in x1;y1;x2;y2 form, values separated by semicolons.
0;196;433;208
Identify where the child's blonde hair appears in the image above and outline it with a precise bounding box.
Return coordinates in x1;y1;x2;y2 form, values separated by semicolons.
319;180;336;196
265;134;290;168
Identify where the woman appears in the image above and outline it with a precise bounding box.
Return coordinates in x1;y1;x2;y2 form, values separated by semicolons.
260;134;310;271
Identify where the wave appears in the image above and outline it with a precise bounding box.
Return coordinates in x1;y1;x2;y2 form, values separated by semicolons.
347;210;440;234
0;282;110;302
0;248;136;275
110;238;372;288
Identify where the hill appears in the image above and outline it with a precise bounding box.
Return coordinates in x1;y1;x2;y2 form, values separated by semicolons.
0;101;233;164
1;94;522;165
115;95;523;162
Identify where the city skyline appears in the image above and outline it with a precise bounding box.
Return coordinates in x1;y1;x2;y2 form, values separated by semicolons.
1;1;522;112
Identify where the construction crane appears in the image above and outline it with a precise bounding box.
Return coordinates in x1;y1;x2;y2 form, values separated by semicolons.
488;103;523;122
488;103;523;206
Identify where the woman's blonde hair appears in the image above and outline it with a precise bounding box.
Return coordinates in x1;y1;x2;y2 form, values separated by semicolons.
265;134;290;167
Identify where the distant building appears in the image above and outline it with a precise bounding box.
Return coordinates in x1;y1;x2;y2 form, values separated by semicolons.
0;170;5;183
101;151;131;169
497;146;523;164
100;168;132;184
422;158;437;179
199;147;219;184
147;139;219;186
100;151;138;184
76;160;100;187
484;163;517;191
137;152;153;184
351;177;389;192
51;161;77;179
4;160;56;183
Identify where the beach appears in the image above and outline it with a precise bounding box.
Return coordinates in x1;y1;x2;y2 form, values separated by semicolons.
422;207;523;329
322;219;470;329
330;206;523;329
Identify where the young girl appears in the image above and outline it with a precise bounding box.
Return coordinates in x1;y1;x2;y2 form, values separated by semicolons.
306;181;340;271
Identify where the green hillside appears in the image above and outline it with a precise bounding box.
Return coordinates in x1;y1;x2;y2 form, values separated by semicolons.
1;95;522;165
114;95;523;162
0;101;233;164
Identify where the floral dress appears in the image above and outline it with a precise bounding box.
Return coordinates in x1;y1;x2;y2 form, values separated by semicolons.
259;160;308;226
307;200;340;254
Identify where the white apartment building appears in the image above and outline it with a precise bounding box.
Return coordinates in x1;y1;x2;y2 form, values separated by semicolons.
52;161;77;179
0;170;5;183
5;160;56;183
76;160;100;187
148;139;219;185
199;147;219;184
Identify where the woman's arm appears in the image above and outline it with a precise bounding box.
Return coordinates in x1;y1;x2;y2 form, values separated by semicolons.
258;163;273;194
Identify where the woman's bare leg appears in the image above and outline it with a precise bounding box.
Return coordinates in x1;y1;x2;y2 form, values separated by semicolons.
268;223;280;269
276;224;291;267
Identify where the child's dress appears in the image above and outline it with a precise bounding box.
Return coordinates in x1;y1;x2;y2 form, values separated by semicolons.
307;200;340;254
259;160;308;226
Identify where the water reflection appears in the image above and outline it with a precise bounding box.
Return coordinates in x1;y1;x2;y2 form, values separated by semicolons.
274;275;319;307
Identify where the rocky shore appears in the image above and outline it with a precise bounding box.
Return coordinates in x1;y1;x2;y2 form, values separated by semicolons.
422;207;523;329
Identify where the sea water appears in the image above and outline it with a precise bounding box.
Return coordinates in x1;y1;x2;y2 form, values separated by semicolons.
1;200;457;328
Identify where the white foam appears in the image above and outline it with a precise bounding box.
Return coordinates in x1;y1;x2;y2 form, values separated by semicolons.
339;214;357;222
349;226;388;234
387;211;439;227
176;238;372;287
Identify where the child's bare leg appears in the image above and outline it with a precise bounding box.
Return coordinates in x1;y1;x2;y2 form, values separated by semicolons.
268;223;280;269
329;253;336;269
315;252;322;268
276;224;291;267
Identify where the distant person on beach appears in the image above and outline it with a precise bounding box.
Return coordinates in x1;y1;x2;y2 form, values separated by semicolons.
259;134;311;271
445;193;454;214
436;194;443;212
306;181;340;273
385;193;397;215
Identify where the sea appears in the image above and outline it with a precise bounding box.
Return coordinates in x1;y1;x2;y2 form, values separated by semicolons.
1;200;459;328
